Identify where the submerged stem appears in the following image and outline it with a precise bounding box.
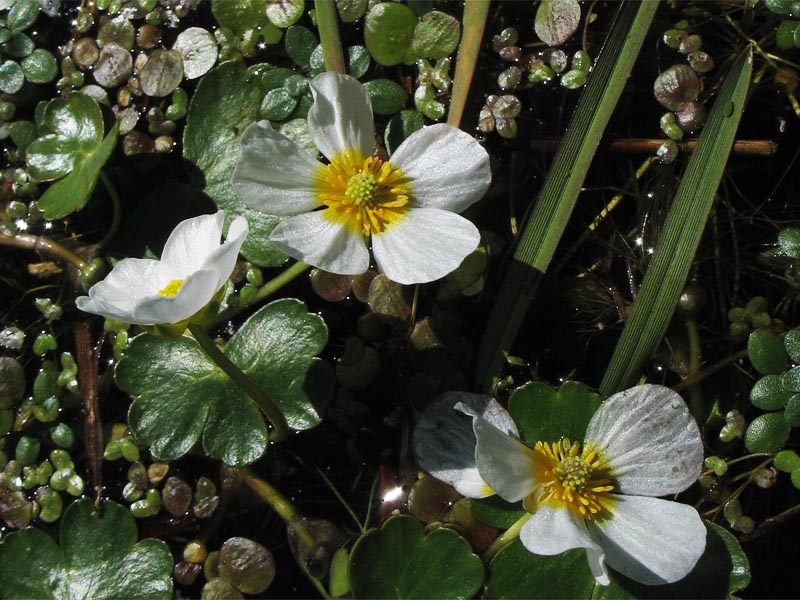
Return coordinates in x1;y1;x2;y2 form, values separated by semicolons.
187;323;290;442
482;513;531;562
0;231;88;272
97;170;122;249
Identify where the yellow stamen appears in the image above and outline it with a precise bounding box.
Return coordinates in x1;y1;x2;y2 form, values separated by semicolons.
314;148;411;236
524;438;615;521
158;279;184;297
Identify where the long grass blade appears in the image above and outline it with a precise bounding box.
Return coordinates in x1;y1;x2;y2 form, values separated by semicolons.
599;47;754;395
474;0;661;390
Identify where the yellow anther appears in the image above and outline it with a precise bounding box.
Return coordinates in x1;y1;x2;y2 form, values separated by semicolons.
158;279;184;297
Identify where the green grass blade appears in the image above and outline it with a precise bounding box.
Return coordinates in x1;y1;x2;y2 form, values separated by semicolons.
474;0;660;390
599;47;753;395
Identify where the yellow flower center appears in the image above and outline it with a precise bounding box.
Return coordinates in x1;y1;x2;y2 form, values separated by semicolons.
158;279;184;297
525;438;615;521
315;149;411;236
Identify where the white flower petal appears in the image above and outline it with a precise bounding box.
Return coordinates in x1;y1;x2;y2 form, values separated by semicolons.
520;506;610;585
453;397;518;438
232;120;321;216
307;72;374;160
129;269;220;325
76;257;166;321
390;124;491;213
591;495;706;585
198;215;249;290
413;392;497;498
585;385;703;496
269;210;369;275
371;208;480;285
474;418;538;502
161;211;225;276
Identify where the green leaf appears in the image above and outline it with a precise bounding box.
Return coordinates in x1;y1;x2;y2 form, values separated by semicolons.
211;0;267;36
784;327;800;362
535;0;581;47
3;31;34;57
266;0;304;28
337;0;367;22
744;412;791;453
349;515;483;599
0;499;172;599
467;496;526;529
508;380;602;445
364;2;417;66
750;374;793;410
384;109;423;154
774;449;800;472
0;59;24;93
259;87;297;121
9;120;37;155
486;522;748;600
184;60;285;267
116;299;332;466
363;78;408;115
285;25;317;67
20;48;57;83
347;44;370;79
7;0;39;32
411;10;461;59
785;394;800;426
747;328;789;375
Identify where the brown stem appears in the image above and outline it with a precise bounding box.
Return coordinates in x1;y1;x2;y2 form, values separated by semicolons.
0;232;88;271
529;138;778;156
74;322;103;505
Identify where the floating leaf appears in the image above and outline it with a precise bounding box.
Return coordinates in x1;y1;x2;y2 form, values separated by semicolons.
348;44;370;78
337;0;367;22
0;59;24;94
211;0;267;36
26;93;118;219
218;537;275;595
173;27;218;79
747;328;789;375
0;499;173;599
285;25;317;67
364;2;417;66
535;0;580;47
20;48;57;83
139;49;184;97
411;10;460;59
266;0;304;28
744;412;791;453
384;109;423;154
487;522;747;600
509;380;602;445
750;374;793;411
364;78;408;115
260;87;297;120
349;515;483;599
184;60;285;267
7;0;39;32
116;299;333;466
467;495;527;529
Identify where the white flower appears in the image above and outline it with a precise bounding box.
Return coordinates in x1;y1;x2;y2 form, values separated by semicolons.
232;72;491;285
76;211;248;325
414;385;707;586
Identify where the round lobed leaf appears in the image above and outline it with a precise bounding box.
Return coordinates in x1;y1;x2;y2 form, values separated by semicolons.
139;49;184;97
535;0;581;47
20;48;57;84
266;0;304;28
284;25;317;67
750;374;793;411
365;2;417;66
363;78;408;115
0;60;24;94
747;328;789;375
218;538;275;594
173;27;218;79
411;10;461;59
211;0;267;36
744;412;791;453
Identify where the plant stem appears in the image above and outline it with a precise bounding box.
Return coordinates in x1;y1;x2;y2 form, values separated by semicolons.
0;231;88;272
187;323;290;442
213;261;310;324
97;170;122;249
315;0;346;74
447;0;490;128
481;513;531;562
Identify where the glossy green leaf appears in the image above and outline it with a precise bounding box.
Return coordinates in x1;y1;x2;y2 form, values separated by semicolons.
508;380;602;445
347;45;370;79
747;329;789;375
782;366;800;392
115;299;332;466
535;0;580;47
260;87;297;121
349;515;483;599
266;0;304;28
384;109;423;154
487;522;748;600
3;31;34;57
7;0;39;32
337;0;367;22
285;25;317;67
184;60;285;267
9;120;37;155
750;374;793;410
467;495;526;529
363;78;408;115
744;412;791;453
364;2;417;66
211;0;267;36
774;449;800;472
784;328;800;362
785;394;800;426
0;499;172;599
20;48;57;83
411;10;460;59
0;59;24;93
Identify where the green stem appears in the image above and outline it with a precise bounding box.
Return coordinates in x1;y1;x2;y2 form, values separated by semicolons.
214;261;310;324
672;348;748;393
0;231;88;272
482;513;530;562
315;0;346;74
97;170;122;249
685;318;703;418
447;0;490;128
188;323;290;442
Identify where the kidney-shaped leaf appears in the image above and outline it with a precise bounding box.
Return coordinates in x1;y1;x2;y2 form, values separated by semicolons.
0;499;173;600
116;299;333;466
535;0;581;47
349;515;484;599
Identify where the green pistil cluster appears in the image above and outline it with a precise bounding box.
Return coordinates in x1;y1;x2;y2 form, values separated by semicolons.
345;172;379;207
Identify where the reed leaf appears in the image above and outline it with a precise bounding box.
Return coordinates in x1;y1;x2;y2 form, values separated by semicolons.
474;1;660;390
599;47;753;395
